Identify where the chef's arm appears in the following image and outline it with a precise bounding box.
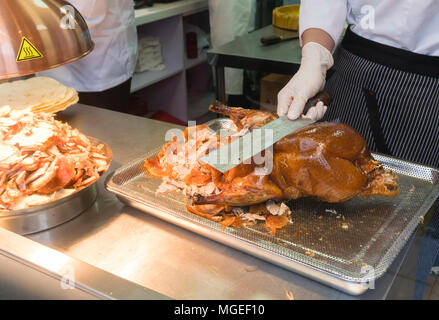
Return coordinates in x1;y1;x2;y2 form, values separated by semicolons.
301;28;335;53
299;0;347;52
278;0;347;120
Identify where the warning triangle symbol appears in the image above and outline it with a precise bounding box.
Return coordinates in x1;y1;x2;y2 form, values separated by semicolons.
16;37;43;62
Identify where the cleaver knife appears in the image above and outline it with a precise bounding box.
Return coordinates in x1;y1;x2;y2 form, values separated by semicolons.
201;92;332;173
260;31;299;46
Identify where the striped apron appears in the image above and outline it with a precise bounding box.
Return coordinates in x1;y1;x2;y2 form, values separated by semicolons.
323;28;439;168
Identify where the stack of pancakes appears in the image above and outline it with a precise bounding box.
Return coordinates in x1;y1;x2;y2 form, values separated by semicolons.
0;77;78;113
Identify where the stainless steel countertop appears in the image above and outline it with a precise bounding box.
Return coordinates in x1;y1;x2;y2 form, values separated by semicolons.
209;25;302;65
1;104;416;300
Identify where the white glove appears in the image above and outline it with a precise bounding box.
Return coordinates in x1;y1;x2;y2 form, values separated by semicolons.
277;42;334;120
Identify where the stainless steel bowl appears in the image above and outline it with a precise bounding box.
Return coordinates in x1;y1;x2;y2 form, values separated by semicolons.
0;138;112;235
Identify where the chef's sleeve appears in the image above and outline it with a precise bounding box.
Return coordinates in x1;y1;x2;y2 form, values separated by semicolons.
299;0;348;49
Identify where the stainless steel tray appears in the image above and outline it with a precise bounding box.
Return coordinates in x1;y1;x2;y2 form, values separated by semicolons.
0;138;112;235
105;119;439;295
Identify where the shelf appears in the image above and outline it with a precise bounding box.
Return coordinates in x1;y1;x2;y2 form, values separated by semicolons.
140;72;188;122
132;0;212;123
184;50;208;70
133;15;184;93
135;0;208;26
131;68;184;93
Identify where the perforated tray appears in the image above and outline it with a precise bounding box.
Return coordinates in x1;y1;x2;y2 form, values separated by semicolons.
105;119;439;295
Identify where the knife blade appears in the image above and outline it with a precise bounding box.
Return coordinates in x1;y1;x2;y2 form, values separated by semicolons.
201;91;332;173
201;116;314;173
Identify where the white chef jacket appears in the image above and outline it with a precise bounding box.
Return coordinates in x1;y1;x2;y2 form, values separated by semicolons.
209;0;256;95
39;0;138;92
299;0;439;56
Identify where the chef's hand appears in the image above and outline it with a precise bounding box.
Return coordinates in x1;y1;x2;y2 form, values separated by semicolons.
277;42;334;120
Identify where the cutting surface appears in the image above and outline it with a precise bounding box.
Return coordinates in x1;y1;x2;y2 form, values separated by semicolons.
18;104;424;299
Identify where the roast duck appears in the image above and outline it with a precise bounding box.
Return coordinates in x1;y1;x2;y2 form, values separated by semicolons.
144;102;399;235
0;106;110;211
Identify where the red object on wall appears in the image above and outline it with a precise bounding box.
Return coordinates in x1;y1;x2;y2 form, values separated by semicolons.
186;32;198;59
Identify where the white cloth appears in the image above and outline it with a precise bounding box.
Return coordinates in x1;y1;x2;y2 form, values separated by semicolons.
209;0;256;95
39;0;138;92
299;0;439;56
135;36;164;73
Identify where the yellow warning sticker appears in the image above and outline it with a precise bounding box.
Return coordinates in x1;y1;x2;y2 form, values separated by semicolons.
16;37;43;62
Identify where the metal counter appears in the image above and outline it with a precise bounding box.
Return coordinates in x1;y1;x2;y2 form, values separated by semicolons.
0;104;436;299
208;25;302;102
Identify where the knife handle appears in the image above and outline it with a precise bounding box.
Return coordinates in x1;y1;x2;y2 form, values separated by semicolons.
260;35;282;46
303;91;333;115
